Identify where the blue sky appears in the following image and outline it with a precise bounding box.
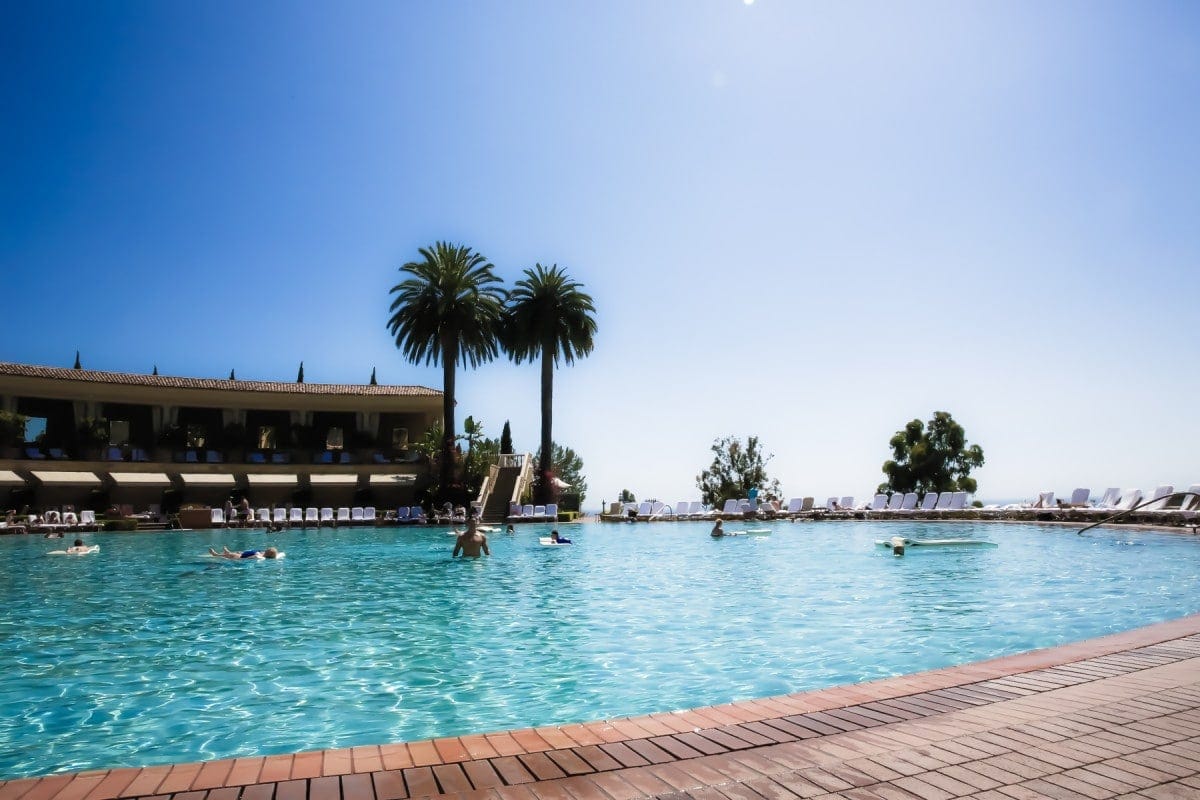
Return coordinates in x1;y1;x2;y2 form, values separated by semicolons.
2;1;1198;505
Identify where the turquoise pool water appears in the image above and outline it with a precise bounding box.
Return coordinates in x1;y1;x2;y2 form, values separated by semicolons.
2;520;1199;779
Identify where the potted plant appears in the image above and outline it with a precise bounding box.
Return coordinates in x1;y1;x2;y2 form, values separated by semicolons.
77;417;109;460
222;421;247;463
0;410;27;459
155;423;185;462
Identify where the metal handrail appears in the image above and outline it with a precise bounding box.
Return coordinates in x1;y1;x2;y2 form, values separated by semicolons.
1077;491;1200;534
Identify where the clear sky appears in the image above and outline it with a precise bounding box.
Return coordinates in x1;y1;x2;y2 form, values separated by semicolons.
2;1;1198;507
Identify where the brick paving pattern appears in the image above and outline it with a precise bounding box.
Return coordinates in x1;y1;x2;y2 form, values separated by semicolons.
3;615;1198;800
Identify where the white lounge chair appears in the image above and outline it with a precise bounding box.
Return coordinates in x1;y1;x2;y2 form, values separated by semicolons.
364;507;377;523
211;508;226;527
395;506;411;523
1180;485;1200;510
1113;489;1143;512
1142;485;1174;510
1065;488;1091;508
545;503;558;519
320;507;334;525
783;498;803;516
919;493;938;511
305;507;319;525
522;504;535;517
410;506;427;523
886;493;904;511
336;507;351;524
720;499;739;516
351;507;365;523
289;507;303;525
935;492;953;510
870;494;888;512
1095;487;1122;509
899;492;918;511
80;510;96;529
839;496;855;511
949;491;967;511
1029;491;1055;509
257;508;270;524
636;501;652;519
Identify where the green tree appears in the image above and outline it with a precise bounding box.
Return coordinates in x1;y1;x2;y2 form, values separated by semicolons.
387;242;506;497
878;411;985;495
499;420;513;455
535;441;588;505
696;435;782;509
618;489;636;503
502;264;597;503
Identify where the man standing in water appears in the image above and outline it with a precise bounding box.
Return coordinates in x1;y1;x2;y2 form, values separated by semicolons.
453;515;490;558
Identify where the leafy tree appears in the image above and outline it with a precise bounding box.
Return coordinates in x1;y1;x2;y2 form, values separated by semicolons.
696;435;782;509
878;411;985;495
387;242;506;497
618;489;636;503
535;441;588;504
502;264;597;503
499;420;513;455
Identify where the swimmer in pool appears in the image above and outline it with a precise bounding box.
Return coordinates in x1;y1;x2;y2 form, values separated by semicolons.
452;517;490;558
549;530;571;544
711;519;725;537
209;546;279;560
65;538;92;554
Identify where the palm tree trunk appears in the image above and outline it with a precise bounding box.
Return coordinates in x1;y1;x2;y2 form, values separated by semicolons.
441;336;457;498
537;338;553;504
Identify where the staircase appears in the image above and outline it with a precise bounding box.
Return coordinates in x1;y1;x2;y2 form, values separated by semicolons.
480;465;520;523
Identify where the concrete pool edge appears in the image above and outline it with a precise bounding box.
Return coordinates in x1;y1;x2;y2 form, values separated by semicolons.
1;612;1198;798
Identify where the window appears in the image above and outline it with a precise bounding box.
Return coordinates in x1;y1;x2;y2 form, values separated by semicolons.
186;425;207;447
109;420;130;446
257;426;276;449
392;427;409;449
326;427;343;450
25;417;47;444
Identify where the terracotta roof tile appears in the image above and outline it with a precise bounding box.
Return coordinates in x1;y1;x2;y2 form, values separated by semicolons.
0;362;441;398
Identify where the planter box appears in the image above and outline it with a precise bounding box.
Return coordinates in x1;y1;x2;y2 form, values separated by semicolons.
178;508;213;529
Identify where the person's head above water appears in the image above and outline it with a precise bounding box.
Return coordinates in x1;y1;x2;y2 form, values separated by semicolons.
73;538;84;547
264;547;279;559
550;530;560;541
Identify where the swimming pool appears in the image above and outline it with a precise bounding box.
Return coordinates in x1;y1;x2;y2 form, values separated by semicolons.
2;520;1198;779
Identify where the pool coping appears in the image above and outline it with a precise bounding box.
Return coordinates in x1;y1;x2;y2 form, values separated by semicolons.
3;612;1199;800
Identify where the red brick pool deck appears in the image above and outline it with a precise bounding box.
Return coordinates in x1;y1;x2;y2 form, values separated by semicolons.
4;615;1199;800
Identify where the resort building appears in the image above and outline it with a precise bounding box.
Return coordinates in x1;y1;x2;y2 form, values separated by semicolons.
0;361;443;522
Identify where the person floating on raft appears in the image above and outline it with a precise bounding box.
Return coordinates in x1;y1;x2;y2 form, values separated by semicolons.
209;546;280;560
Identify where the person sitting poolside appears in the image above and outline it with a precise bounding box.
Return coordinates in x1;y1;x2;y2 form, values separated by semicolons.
549;530;571;544
209;546;279;560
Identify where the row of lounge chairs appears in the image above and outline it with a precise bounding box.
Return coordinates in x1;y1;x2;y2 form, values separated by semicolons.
508;503;558;521
1011;485;1200;515
211;506;379;527
5;509;100;533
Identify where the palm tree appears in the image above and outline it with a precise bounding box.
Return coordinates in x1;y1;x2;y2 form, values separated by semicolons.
387;242;506;496
503;264;597;503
